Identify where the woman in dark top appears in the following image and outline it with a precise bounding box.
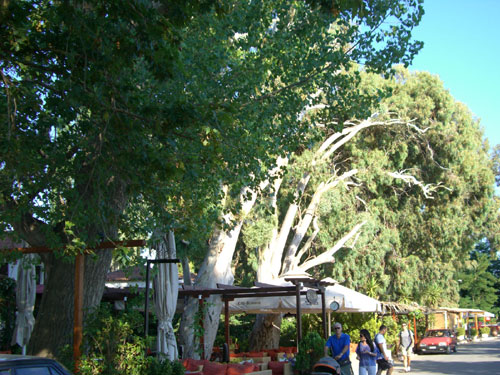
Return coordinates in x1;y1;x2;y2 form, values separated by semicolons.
356;329;379;375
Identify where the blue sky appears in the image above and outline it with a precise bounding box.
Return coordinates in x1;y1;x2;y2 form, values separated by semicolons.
409;0;500;150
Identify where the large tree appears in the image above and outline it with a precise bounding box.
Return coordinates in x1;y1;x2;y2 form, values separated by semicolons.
232;67;498;349
174;1;425;358
1;0;423;357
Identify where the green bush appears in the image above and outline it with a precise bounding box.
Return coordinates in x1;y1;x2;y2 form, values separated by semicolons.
470;328;478;337
456;327;465;336
480;327;490;335
0;277;16;351
294;331;324;372
148;358;185;375
60;302;184;375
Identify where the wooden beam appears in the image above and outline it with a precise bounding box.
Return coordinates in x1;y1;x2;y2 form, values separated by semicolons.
1;239;146;254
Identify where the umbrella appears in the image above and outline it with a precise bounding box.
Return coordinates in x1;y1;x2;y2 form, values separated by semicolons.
11;254;37;354
153;231;179;361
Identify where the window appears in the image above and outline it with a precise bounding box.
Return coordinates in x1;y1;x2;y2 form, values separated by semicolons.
15;367;52;375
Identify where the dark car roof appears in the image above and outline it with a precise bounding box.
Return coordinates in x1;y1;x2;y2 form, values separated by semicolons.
0;354;72;373
0;354;57;362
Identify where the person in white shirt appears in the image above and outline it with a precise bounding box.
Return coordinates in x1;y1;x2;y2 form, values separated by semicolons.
375;325;393;375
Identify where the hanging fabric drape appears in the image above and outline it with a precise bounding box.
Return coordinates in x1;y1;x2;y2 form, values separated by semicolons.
153;231;179;361
11;253;37;354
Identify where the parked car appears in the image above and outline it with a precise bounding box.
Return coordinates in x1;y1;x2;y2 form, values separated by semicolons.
415;329;457;354
0;354;72;374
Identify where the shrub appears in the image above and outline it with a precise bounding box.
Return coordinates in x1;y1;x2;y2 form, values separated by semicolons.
61;302;184;375
480;327;490;335
470;328;478;337
0;278;16;351
456;327;465;336
294;331;324;372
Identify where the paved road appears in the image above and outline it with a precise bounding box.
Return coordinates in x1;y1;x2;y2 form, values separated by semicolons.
349;338;500;375
394;338;500;375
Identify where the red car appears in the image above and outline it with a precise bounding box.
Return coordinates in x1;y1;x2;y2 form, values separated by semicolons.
416;329;458;354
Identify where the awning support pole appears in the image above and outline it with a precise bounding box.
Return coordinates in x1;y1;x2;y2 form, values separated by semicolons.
296;282;302;346
224;299;230;354
321;288;327;340
199;295;205;359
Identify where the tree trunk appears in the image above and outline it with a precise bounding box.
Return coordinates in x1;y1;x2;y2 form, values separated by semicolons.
27;249;113;358
179;186;260;359
249;314;283;351
21;180;127;359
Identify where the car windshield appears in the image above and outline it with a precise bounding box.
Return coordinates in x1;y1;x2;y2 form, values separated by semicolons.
424;330;449;337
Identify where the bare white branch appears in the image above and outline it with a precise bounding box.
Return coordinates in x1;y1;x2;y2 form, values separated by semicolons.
388;170;452;199
291;221;366;273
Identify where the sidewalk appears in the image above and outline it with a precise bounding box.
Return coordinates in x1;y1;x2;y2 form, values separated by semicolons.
349;352;407;374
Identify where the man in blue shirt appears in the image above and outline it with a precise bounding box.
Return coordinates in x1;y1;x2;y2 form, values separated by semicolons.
325;322;352;375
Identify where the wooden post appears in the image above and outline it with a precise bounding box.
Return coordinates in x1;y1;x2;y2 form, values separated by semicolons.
466;314;470;337
475;313;479;335
224;299;230;352
73;254;84;369
321;288;327;340
327;312;332;337
199;296;205;359
296;283;302;345
413;315;418;342
144;260;151;337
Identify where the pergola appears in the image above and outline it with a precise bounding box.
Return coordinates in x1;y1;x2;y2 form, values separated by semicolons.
379;301;432;342
435;307;496;334
143;274;334;358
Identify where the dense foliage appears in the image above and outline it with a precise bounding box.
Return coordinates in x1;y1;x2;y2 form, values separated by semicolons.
458;240;500;316
0;277;16;351
59;302;184;375
1;0;425;355
294;331;324;372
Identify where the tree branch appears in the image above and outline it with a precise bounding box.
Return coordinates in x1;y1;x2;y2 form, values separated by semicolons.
281;169;358;273
387;170;452;199
294;221;366;273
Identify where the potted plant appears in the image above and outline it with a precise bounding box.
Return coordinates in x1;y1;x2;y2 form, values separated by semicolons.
294;332;324;374
456;327;466;341
480;327;490;338
470;328;478;340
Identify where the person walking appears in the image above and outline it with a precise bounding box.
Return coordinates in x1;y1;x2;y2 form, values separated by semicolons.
398;323;414;372
325;322;353;375
355;329;379;375
375;325;393;375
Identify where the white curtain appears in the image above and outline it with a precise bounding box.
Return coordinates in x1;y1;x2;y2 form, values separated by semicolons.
153;231;179;361
11;254;37;354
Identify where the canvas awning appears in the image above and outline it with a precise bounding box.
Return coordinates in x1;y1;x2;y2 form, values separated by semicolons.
228;277;381;314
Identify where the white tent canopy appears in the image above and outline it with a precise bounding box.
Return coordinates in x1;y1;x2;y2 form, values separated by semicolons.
228;277;381;314
11;254;37;355
152;231;179;361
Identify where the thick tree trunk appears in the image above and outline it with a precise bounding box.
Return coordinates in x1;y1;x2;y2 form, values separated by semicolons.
18;178;128;359
249;314;283;351
28;250;113;358
179;186;260;359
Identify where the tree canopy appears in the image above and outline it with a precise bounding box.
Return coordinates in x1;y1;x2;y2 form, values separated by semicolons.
1;0;425;357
